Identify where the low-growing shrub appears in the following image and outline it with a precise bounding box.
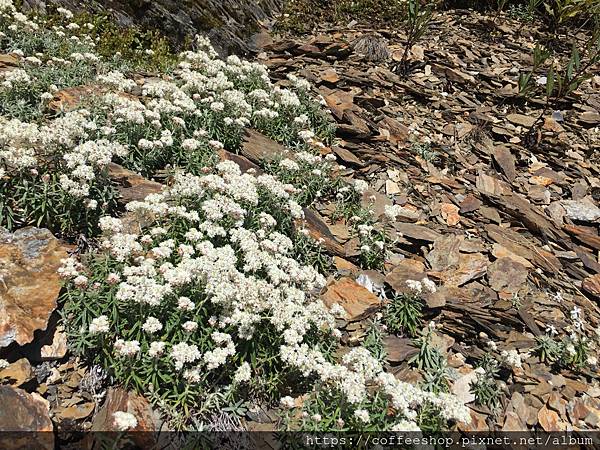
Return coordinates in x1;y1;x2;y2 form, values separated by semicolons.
384;279;435;336
60;164;470;429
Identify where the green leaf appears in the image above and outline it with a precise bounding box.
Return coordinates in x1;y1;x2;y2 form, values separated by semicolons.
572;46;580;70
546;66;554;98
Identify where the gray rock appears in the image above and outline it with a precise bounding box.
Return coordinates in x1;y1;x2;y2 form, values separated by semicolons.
561;199;600;223
22;0;282;56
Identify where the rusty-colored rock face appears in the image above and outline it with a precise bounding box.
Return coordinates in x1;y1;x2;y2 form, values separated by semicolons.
0;386;54;449
0;228;70;348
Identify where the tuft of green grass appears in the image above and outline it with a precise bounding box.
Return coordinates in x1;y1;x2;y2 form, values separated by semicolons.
384;291;424;337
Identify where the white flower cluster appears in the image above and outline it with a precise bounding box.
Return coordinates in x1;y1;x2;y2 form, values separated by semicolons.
405;278;437;294
0;110;128;198
280;343;470;429
66;161;330;371
112;411;137;431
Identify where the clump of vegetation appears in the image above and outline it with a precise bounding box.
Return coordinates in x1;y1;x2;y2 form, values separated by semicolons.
534;306;599;370
411;141;440;163
363;319;387;362
384;278;437;337
395;0;435;75
409;321;446;372
518;27;599;138
508;0;543;22
470;354;501;409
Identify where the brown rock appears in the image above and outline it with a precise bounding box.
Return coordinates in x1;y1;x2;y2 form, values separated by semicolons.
332;146;364;167
92;387;161;432
333;256;359;273
377;116;409;144
580;111;600;125
241;129;290;164
218;148;262;174
385;259;426;294
548;392;566;417
568;397;591;421
383;336;417;363
391;205;420;222
48;85;104;112
440;203;461;226
487;257;528;293
56;402;95;421
460;195;482;213
320;68;340;83
493;146;517;182
585;409;600;428
0;53;20;68
108;163;164;204
361;188;392;219
0;228;70;348
0;359;34;387
324;90;356;120
296;208;345;257
458;409;489;432
491;244;533;268
427;235;462;271
582;274;600;297
321;277;381;321
502;411;526;431
0;386;53;449
507;113;537;128
328;223;351;242
476;173;511;196
431;253;488;287
40;326;68;360
538;405;564;431
394;223;441;242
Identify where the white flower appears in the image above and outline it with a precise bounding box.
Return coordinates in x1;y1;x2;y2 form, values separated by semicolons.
501;349;523;368
57;7;74;19
280;396;295;409
353;179;369;194
171;342;201;370
391;420;421;432
148;341;166;358
183;368;201;383
354;409;370;424
233;362;251;383
421;278;437;293
107;273;121;285
182;321;198;332
114;339;140;357
73;275;89;287
142;317;163;334
177;296;195;311
405;279;423;293
112;411;137;431
89;316;110;334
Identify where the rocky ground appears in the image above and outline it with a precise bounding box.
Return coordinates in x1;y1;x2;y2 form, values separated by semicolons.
1;3;600;445
255;8;600;432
